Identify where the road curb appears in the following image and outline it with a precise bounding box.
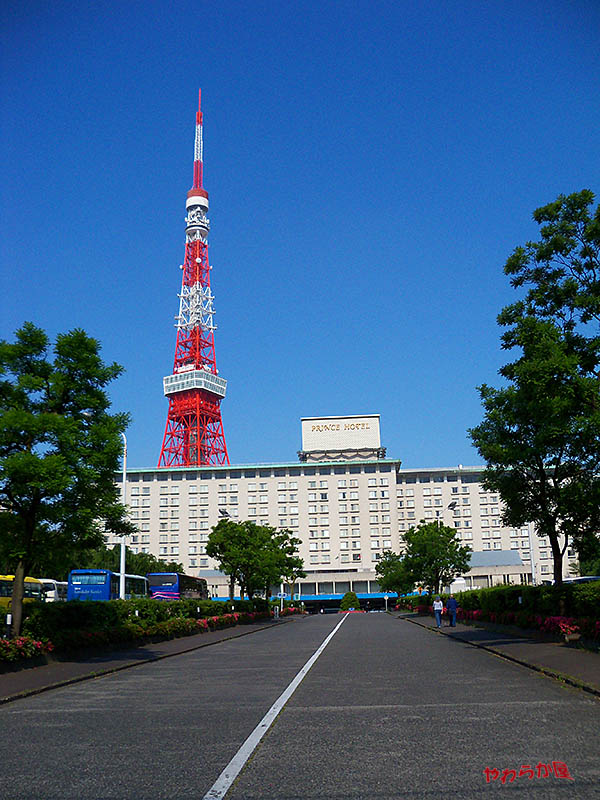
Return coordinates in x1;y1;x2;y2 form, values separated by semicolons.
0;620;286;706
402;615;600;699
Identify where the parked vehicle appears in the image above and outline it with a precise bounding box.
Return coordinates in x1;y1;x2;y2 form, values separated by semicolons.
0;575;44;609
67;569;149;601
146;572;209;601
39;578;68;602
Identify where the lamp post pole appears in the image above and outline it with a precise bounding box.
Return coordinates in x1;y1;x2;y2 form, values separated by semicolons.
120;433;127;600
527;522;537;585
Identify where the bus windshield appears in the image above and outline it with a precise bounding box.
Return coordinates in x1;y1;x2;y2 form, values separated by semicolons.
70;573;108;585
148;574;177;587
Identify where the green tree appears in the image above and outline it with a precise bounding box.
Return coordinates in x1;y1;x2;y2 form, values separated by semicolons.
206;520;305;602
401;521;472;595
0;322;133;635
264;529;305;602
470;191;600;584
76;544;184;578
375;550;414;596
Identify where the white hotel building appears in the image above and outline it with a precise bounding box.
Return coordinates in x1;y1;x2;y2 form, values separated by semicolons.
109;415;577;602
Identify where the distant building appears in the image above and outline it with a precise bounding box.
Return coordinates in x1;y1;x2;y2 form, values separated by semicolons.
110;415;577;603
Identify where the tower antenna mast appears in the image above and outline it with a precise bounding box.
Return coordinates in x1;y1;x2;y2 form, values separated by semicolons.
159;91;230;467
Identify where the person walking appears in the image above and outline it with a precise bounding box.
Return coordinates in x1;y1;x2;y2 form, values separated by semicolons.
446;594;458;627
433;596;444;628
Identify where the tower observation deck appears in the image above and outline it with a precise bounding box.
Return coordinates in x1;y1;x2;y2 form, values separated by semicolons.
158;91;229;467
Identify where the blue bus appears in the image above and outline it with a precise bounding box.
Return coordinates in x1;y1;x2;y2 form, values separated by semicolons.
67;569;149;601
147;572;209;601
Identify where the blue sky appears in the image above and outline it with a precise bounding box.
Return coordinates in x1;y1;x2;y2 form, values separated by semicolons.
2;0;599;469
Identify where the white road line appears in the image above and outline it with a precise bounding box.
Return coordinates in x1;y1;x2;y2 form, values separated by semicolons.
202;614;349;800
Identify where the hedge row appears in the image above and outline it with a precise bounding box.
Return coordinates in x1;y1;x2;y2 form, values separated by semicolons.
46;611;269;653
397;581;600;618
21;598;260;641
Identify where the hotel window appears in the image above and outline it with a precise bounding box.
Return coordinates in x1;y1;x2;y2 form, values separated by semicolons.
350;503;359;512
319;481;328;488
341;553;350;563
339;503;347;512
289;481;298;489
321;541;330;551
383;539;392;548
368;478;377;486
339;517;348;525
259;494;268;503
320;504;329;512
369;491;377;499
352;540;361;549
380;490;389;498
369;502;378;511
310;555;319;564
351;516;360;524
370;515;379;524
338;480;347;488
278;481;286;490
248;483;256;491
352;553;361;562
309;542;319;551
381;515;390;523
308;481;317;488
259;483;268;490
290;506;298;515
340;541;349;550
371;540;380;549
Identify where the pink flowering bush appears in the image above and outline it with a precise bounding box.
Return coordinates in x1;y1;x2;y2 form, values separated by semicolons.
0;636;54;662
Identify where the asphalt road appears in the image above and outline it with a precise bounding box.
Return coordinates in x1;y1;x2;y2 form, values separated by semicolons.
0;614;598;799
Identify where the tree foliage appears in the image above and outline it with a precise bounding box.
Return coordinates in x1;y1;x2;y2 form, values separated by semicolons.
0;322;133;634
75;544;184;578
375;550;415;596
206;520;305;601
470;191;600;584
401;521;472;595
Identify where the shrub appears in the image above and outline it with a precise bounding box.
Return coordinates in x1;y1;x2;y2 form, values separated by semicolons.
0;636;54;662
340;591;360;611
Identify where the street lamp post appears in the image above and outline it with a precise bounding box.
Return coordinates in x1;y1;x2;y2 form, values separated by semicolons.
527;522;537;585
120;433;127;600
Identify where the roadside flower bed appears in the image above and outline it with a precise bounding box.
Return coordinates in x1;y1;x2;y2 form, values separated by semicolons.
0;636;54;663
3;608;273;664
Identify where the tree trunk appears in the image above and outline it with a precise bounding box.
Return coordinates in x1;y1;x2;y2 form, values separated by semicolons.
10;561;26;638
228;575;235;602
550;534;564;587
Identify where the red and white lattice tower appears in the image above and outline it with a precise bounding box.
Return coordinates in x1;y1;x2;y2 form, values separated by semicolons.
159;90;229;467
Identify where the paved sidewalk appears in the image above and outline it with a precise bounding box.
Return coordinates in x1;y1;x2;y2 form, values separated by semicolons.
0;618;288;704
401;613;600;696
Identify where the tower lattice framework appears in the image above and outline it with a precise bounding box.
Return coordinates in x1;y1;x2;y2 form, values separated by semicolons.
159;90;229;467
